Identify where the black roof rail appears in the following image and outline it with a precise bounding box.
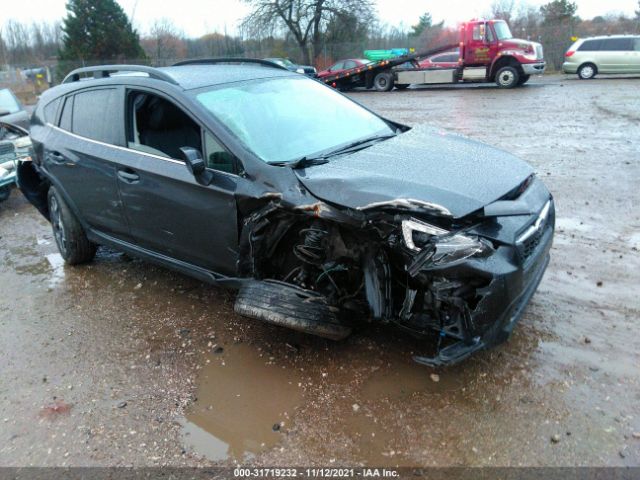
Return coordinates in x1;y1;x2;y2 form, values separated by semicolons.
62;65;179;85
172;58;289;71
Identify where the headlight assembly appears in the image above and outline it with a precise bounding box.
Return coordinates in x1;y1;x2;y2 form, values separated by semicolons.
401;218;490;268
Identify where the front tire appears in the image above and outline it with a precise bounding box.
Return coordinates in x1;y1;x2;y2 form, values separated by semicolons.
495;66;520;88
517;74;531;85
373;71;394;92
578;63;597;80
47;187;96;265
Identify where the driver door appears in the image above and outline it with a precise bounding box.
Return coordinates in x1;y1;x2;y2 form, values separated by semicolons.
116;89;240;275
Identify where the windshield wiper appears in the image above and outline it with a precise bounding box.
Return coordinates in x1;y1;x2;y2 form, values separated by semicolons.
270;133;397;169
322;133;397;158
270;157;330;169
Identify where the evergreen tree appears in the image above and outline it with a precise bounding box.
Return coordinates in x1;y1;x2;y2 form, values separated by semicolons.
410;13;433;38
59;0;145;61
540;0;578;24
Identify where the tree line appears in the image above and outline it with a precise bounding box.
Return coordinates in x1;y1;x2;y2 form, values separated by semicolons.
1;0;640;77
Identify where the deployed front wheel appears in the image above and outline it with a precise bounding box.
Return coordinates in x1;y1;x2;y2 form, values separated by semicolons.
47;187;96;265
495;66;520;88
373;71;394;92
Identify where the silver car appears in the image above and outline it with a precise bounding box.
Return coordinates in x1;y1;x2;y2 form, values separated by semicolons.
562;35;640;79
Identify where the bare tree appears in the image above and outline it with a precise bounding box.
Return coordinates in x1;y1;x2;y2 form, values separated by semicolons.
491;0;516;23
241;0;374;65
141;19;186;64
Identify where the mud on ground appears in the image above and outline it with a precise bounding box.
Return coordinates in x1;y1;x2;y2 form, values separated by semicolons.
0;74;639;467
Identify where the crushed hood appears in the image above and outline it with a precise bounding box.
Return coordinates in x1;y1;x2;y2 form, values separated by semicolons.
294;125;534;219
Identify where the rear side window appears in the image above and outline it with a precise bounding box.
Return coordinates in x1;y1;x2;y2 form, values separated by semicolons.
43;98;61;124
72;89;121;145
635;38;640;52
578;39;602;51
599;38;633;51
59;96;73;131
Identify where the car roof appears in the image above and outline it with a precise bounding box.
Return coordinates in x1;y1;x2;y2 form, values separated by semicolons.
157;64;296;90
578;34;639;41
57;64;298;94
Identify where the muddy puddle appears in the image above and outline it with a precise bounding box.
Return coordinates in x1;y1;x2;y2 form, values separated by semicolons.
181;343;304;461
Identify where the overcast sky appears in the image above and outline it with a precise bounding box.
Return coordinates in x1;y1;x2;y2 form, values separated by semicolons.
3;0;637;37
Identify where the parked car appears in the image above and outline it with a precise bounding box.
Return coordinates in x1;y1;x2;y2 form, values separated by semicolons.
0;88;30;130
263;57;317;76
317;59;372;79
418;50;460;69
0;121;32;202
19;61;554;366
563;35;640;79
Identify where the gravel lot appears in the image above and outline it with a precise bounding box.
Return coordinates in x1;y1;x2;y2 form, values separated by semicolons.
0;73;639;468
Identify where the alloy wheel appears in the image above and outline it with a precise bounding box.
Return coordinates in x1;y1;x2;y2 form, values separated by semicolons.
50;195;68;256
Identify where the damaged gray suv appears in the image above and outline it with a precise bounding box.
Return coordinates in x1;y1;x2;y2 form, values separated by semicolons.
20;60;554;366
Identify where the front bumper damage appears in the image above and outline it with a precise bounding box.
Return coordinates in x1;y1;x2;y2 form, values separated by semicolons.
403;178;554;366
235;174;554;367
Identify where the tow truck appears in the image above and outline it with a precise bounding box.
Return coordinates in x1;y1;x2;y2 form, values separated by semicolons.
321;19;546;91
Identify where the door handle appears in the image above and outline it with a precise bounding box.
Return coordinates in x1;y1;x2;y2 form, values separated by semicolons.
117;168;140;183
47;151;66;165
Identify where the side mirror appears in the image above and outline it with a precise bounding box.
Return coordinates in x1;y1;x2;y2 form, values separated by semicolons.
179;147;205;176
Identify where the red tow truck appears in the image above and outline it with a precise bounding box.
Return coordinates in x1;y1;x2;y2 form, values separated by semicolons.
321;19;546;91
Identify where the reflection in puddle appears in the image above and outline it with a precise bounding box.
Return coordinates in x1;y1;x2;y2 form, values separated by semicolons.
45;253;65;287
182;343;303;461
361;361;463;400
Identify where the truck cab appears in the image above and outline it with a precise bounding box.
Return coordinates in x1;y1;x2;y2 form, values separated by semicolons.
461;19;546;87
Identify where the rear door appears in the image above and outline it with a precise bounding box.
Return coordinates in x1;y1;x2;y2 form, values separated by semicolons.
44;87;132;241
115;88;239;275
598;38;634;72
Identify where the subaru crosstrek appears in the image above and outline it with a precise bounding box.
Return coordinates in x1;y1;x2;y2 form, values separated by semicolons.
19;59;554;366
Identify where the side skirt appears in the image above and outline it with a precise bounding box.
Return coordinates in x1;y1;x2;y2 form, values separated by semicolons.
87;230;246;289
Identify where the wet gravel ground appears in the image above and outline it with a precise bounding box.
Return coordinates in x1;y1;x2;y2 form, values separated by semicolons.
0;74;639;467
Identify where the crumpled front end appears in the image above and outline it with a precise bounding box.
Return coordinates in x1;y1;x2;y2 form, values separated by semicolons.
235;173;554;367
391;176;554;365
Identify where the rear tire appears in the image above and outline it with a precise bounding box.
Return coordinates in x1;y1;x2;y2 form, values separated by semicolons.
0;186;10;202
495;66;520;88
578;63;597;80
47;187;96;265
373;71;394;92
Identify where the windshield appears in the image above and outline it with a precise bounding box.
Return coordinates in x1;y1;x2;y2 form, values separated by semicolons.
195;76;394;164
493;21;513;40
0;89;20;114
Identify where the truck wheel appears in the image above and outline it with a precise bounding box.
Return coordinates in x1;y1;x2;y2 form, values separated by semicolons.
495;66;519;88
578;63;597;80
47;187;97;265
373;72;394;92
517;74;531;85
395;83;410;90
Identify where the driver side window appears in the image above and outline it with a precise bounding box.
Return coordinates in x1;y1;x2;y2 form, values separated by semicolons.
127;91;200;159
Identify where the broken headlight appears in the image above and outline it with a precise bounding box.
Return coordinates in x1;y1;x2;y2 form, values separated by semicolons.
401;218;490;267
